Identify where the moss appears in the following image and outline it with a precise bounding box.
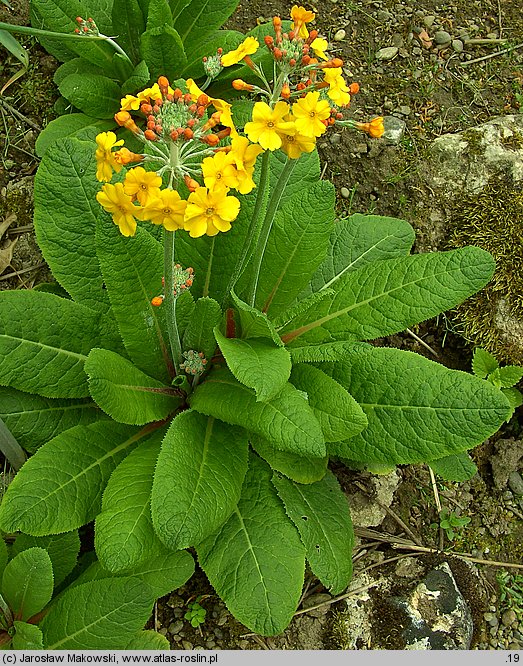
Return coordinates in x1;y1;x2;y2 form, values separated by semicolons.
444;180;523;365
461;128;485;157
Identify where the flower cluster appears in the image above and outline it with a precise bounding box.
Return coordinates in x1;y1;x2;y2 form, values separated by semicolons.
95;77;266;238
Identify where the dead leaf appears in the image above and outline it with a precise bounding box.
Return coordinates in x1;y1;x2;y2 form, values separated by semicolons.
0;212;16;241
0;237;18;274
416;29;433;49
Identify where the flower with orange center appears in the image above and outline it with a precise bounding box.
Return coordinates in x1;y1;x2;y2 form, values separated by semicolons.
244;101;296;151
95;131;124;182
184;187;240;238
221;37;259;67
280;128;316;159
291;92;331;137
138;189;187;231
123;167;162;206
322;67;351;107
310;37;329;60
290;5;315;38
202;152;239;190
96;182;138;237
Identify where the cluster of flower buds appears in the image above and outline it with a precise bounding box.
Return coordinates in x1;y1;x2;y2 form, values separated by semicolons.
203;48;224;79
151;265;195;306
74;16;99;35
180;350;208;376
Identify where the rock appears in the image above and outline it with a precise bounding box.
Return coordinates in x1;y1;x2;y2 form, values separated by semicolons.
377;9;392;20
508;471;523;495
423;15;435;27
490;439;523;490
502;609;517;627
302;593;332;618
412;46;423;55
395;557;424;579
169;620;184;635
182;641;193;650
354;142;368;154
376;46;399;60
330;132;342;145
392;33;404;47
452;39;464;52
340;186;351;199
434;30;452;45
398;105;411;116
333;29;346;41
382;116;406;145
346;470;400;527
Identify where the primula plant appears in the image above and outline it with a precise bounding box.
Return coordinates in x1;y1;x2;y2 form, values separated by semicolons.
0;5;512;641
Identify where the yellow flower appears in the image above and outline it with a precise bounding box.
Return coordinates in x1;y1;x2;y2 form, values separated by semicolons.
311;37;329;60
138;189;187;231
235;167;257;195
123;167;162;206
291;92;331;137
96;183;138;237
184;187;240;238
322;68;351;107
221;37;259;67
228;136;264;194
186;79;237;136
95;131;124;182
290;5;315;39
202;152;239;190
120;94;140;111
280;130;316;159
244;101;296;151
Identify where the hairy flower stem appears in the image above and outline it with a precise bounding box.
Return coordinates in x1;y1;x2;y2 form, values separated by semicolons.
163;230;182;375
246;157;297;308
223;151;271;306
0;417;26;471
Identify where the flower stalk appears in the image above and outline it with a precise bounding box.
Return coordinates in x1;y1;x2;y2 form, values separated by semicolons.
163;230;182;376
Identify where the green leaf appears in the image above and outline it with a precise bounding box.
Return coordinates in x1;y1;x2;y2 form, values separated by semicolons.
174;0;239;43
189;368;326;457
254;181;335;316
429;452;477;482
34;136;110;313
0;538;7;578
145;0;172;28
58;73;121;119
272;470;353;594
288;341;370;363
182;297;222;360
96;220;173;382
152;410;249;549
290;364;367;442
95;433;165;573
323;347;511;465
2;548;54;621
302;213;416;297
121;60;150;94
0;421;143;535
231;291;282;345
268;148;320;208
41;577;154;649
251;436;327;484
112;0;145;64
0;386;102;453
498;365;523;388
125;630;170;650
180;29;244;78
279;247;496;346
35;113;115;158
12;532;81;587
197;453;305;636
214;330;291;402
0;291;118;398
140;25;186;80
502;387;523;412
12;621;44;649
472;347;499;378
85;348;179;425
53;58;105;87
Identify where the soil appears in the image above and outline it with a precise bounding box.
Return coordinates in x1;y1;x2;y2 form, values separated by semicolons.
1;0;523;651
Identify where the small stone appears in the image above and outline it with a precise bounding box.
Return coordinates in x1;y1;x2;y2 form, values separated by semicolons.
376;46;399;60
340;187;351;199
452;39;464;52
508;471;523;495
334;29;346;41
487;32;498;39
158;628;168;637
484;612;497;622
488;617;499;628
398;105;411;115
502;609;517;627
434;30;452;45
382;116;406;144
182;641;193;650
412;46;422;55
509;643;522;650
330;132;342;145
423;15;435;27
377;9;392;20
354;143;368;154
392;33;404;47
169;620;184;635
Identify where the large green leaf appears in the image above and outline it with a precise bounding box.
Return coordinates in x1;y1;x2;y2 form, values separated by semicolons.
112;0;145;64
272;470;354;594
429;452;477;482
251;436;327;484
0;422;144;535
2;548;54;621
85;348;180;425
323;347;511;465
125;631;170;650
140;25;186;80
41;577;154;649
268;148;320;208
34;136;110;313
152;410;249;549
290;364;367;442
35;113;114;158
254;181;335;316
288;341;370;363
197;454;305;636
12;621;44;649
279;247;497;345
182;297;222;360
95;433;165;572
145;0;172;28
174;0;239;43
189;368;326;457
301;213;416;297
0;386;101;453
231;291;282;345
0;291;118;398
214;329;291;402
0;539;7;578
58;73;121;119
96;219;173;383
12;532;81;587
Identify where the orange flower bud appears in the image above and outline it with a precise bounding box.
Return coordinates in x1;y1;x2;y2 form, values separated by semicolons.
184;174;200;191
215;127;231;140
158;76;169;94
147;120;156;130
151;296;164;306
197;94;209;107
187;118;196;127
113;148;144;165
170;129;179;140
281;83;291;99
274;48;283;60
232;79;254;91
183;128;194;140
202;133;219;147
174;88;183;100
307;29;318;43
184;93;192;104
349;82;360;94
264;35;274;47
114;111;140;133
243;55;255;70
144;129;157;141
141;103;153;115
